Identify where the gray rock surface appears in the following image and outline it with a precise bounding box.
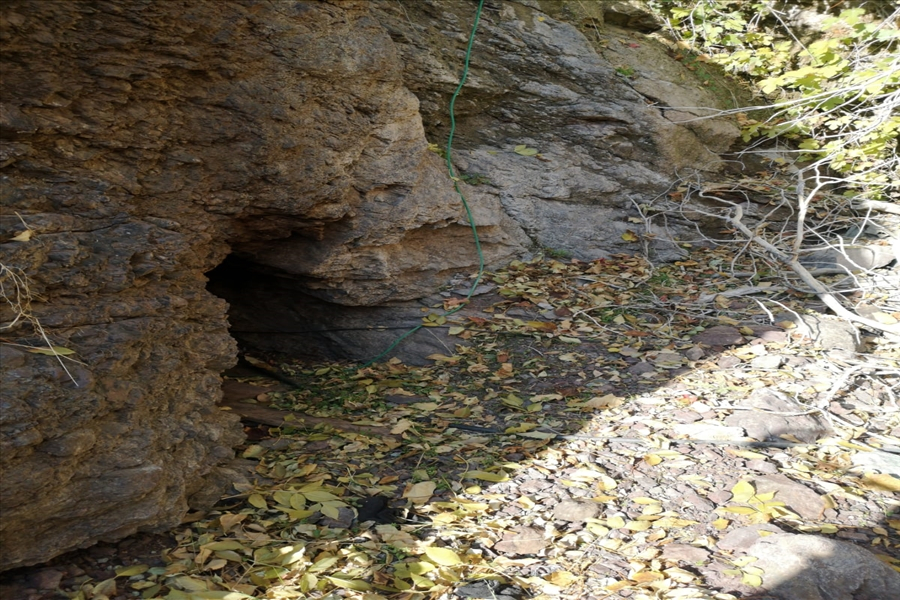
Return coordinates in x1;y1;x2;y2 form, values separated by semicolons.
724;388;833;444
746;533;900;600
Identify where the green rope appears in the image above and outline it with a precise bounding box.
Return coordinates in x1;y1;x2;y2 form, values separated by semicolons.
361;0;486;367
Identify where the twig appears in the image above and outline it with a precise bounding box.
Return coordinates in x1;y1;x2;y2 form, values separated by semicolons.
725;205;900;335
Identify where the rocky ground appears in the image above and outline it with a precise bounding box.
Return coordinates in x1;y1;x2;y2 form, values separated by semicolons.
2;247;899;600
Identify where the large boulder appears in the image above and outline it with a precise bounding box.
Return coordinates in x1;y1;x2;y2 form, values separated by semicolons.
0;0;740;569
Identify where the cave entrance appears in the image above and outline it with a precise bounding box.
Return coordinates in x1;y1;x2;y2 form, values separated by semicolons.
204;254;433;367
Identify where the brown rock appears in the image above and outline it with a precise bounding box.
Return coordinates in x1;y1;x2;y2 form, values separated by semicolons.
0;0;753;570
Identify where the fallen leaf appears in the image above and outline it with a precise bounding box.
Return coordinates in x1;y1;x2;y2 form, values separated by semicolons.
403;481;437;504
424;547;462;566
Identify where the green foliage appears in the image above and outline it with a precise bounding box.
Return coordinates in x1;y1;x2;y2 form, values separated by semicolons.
658;1;900;201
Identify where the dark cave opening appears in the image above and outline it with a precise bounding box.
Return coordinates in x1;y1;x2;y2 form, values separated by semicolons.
204;254;437;366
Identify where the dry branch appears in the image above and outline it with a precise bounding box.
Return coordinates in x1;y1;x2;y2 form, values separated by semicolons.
726;205;900;335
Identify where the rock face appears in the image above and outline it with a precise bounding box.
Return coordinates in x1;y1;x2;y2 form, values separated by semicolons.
0;0;739;569
746;533;900;600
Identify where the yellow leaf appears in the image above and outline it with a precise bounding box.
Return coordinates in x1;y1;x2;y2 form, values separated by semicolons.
114;564;149;577
546;570;579;587
643;454;663;466
464;470;510;482
713;518;730;530
308;556;339;573
403;481;437;504
391;419;414;435
596;475;618;491
287;509;315;521
569;468;603;480
424;547;462;566
303;490;339;502
664;567;697;583
607;516;626;528
321;503;340;519
205;558;227;571
326;576;372;591
731;480;756;503
742;573;763;587
273;491;294;506
630;571;664;582
11;229;33;242
26;345;76;356
214;550;243;562
247;493;267;509
93;578;117;596
621;230;639;242
202;541;245;551
219;513;246;531
407;561;435;574
862;473;900;492
625;520;651;531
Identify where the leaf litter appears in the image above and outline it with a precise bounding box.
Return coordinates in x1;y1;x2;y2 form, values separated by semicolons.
13;245;900;600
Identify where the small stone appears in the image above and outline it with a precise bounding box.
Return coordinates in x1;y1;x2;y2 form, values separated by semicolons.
750;354;784;369
683;346;705;361
752;328;788;343
717;355;742;368
627;362;657;375
553;500;601;522
670;409;703;423
661;544;710;564
692;326;745;347
707;489;733;505
746;459;778;474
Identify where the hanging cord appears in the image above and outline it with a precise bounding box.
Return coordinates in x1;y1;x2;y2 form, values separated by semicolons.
360;0;487;367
